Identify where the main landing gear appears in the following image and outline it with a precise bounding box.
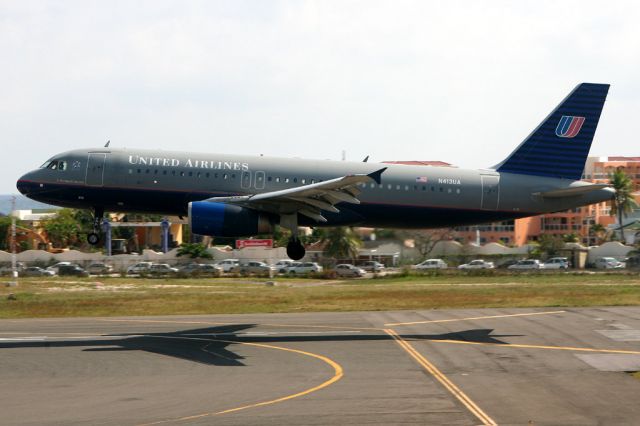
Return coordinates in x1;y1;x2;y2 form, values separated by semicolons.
87;206;104;246
281;213;306;260
286;237;305;261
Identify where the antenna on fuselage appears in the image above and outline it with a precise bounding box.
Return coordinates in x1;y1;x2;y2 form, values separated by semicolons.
104;140;110;148
363;155;369;163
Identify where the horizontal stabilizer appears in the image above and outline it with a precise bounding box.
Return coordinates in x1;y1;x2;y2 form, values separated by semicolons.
534;184;613;199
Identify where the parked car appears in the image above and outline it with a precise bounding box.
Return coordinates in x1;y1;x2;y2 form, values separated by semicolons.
235;261;275;276
179;263;222;277
273;259;294;273
508;259;544;270
335;264;366;277
127;262;153;275
0;262;26;276
87;262;114;275
216;259;240;273
544;257;570;269
594;257;625;269
21;266;56;277
458;260;495;270
46;262;80;274
149;263;179;276
58;265;89;277
415;259;448;270
288;262;323;275
361;261;385;272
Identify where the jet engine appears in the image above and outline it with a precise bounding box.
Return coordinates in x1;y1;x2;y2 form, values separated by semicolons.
188;201;274;237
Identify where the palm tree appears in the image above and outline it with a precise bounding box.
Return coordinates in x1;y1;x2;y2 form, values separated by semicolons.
320;227;363;262
589;223;607;245
610;168;638;241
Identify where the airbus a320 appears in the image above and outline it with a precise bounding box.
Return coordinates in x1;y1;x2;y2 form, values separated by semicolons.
17;83;613;259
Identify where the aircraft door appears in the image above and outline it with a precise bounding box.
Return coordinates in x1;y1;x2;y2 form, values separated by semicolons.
85;153;107;187
254;171;265;190
480;174;500;210
241;170;252;190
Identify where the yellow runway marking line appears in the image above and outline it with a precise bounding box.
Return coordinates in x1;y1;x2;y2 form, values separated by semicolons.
385;329;497;426
136;338;343;425
421;338;640;354
385;310;566;326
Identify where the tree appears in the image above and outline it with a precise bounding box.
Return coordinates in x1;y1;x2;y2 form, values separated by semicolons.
319;227;362;262
399;228;453;259
41;209;83;248
177;242;212;259
589;223;608;245
610;168;638;241
535;234;565;257
0;216;12;251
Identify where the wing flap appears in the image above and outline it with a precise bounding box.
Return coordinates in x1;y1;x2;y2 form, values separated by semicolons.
202;167;387;222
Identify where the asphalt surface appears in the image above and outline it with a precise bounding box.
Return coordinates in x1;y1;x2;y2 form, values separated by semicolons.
2;308;640;425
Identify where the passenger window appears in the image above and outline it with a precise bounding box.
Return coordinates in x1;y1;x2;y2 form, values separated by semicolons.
276;177;280;183
206;172;210;178
188;171;193;177
223;174;228;179
180;171;185;177
293;178;297;183
301;179;306;184
163;170;167;175
285;178;290;183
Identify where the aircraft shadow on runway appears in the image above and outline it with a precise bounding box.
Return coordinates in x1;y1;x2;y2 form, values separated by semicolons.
0;324;519;366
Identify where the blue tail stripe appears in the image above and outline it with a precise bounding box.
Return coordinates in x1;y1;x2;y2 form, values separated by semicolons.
496;83;609;180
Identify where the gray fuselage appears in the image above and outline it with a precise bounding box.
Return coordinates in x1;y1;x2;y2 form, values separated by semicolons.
17;148;614;229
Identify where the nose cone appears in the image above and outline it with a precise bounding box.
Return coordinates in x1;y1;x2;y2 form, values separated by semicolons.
16;171;34;196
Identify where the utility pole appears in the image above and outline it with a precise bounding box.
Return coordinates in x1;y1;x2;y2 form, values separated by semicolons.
10;196;18;281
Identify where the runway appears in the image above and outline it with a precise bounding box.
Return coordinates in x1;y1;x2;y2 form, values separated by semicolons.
2;308;640;425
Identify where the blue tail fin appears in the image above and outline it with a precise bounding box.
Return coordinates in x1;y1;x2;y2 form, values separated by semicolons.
496;83;609;180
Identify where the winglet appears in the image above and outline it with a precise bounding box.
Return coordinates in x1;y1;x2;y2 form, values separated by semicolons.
368;167;387;185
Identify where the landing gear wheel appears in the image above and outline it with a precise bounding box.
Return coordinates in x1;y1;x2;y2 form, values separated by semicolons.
286;239;305;260
87;232;100;246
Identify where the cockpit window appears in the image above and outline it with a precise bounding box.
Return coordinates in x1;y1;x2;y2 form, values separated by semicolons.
40;160;52;168
44;160;67;171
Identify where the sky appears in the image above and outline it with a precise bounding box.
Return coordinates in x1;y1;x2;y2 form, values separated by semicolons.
2;0;640;193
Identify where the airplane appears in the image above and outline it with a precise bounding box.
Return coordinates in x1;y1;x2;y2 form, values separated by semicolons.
17;83;613;260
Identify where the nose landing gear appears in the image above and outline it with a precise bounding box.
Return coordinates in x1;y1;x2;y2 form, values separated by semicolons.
86;206;104;246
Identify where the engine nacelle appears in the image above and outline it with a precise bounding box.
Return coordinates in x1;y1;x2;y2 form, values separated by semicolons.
188;201;274;237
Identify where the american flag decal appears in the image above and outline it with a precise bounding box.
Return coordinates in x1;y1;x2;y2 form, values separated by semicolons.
416;176;428;183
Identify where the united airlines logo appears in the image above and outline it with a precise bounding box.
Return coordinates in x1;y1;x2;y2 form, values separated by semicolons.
555;115;585;138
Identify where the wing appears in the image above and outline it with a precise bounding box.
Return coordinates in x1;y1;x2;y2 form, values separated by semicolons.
202;167;387;223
